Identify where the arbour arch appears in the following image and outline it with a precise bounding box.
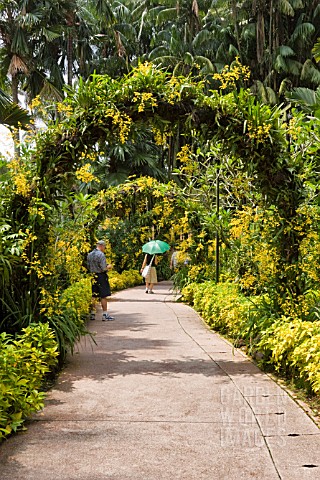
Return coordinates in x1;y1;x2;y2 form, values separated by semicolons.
14;61;314;290
32;61;296;214
3;61;318;341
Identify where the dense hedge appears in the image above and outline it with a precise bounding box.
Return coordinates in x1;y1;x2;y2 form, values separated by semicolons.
108;269;143;291
0;323;58;441
182;281;320;395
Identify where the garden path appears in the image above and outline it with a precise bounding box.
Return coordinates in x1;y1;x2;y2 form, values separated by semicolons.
0;281;319;479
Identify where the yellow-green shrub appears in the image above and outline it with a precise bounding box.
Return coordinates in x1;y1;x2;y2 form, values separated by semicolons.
182;281;320;395
258;318;320;392
109;269;142;291
60;277;92;320
0;323;58;441
40;278;92;360
182;281;251;339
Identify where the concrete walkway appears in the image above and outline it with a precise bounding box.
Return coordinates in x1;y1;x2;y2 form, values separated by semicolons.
0;282;319;479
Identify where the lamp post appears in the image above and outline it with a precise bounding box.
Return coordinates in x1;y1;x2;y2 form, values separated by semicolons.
215;172;220;283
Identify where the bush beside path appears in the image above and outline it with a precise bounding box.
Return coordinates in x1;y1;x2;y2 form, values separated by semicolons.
0;282;319;480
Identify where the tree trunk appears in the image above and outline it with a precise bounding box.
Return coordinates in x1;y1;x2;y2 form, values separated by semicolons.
67;33;73;86
11;75;20;158
66;10;75;87
231;0;242;62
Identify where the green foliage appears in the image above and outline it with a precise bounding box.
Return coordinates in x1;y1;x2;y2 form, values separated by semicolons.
47;278;92;362
109;269;143;291
182;281;252;341
0;88;30;128
1;58;319;408
182;281;320;395
258;318;320;393
0;323;58;441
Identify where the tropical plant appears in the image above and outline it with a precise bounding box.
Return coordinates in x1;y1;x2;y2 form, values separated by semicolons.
287;86;320;115
0;323;58;440
0;87;30;128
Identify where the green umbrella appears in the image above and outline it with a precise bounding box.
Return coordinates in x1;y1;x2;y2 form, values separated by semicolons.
142;240;170;254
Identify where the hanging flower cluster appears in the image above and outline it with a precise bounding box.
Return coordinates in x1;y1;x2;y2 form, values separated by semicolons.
8;160;32;197
247;122;272;143
132;91;158;112
213;58;251;90
75;163;98;183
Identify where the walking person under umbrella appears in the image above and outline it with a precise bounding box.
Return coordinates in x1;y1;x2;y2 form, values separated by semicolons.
140;240;170;294
141;253;158;293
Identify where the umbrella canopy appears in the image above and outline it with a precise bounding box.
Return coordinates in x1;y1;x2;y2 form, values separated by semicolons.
142;240;170;254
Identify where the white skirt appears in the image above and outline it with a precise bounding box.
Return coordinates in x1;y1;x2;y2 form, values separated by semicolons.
145;266;157;284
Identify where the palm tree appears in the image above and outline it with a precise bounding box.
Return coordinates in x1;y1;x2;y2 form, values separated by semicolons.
0;1;30;104
249;0;320;91
90;0;149;78
147;0;217;76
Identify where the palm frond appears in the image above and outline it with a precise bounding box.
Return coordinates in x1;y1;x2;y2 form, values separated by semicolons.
156;8;178;27
241;23;256;41
313;3;320;21
131;1;149;22
192;29;212;49
290;0;304;9
274;56;302;76
290;23;315;43
8;55;28;77
301;59;320;84
95;0;115;24
0;88;30;129
114;3;131;20
183;51;194;65
149;46;170;60
279;45;295;57
38;78;64;102
148;6;166;22
251;80;279;105
151;55;178;68
11;28;29;56
17;12;41;27
116;23;137;42
280;0;295;17
194;55;215;73
228;44;239;57
286;86;320;113
107;169;131;186
137;8;148;41
40;27;62;42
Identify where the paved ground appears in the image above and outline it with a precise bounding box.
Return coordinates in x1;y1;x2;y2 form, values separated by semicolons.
0;281;319;479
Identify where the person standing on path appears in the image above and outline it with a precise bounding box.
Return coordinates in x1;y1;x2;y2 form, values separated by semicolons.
170;247;178;271
141;253;158;294
87;240;114;321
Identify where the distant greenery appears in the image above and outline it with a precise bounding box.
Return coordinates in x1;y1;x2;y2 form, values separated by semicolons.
1;0;319;103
